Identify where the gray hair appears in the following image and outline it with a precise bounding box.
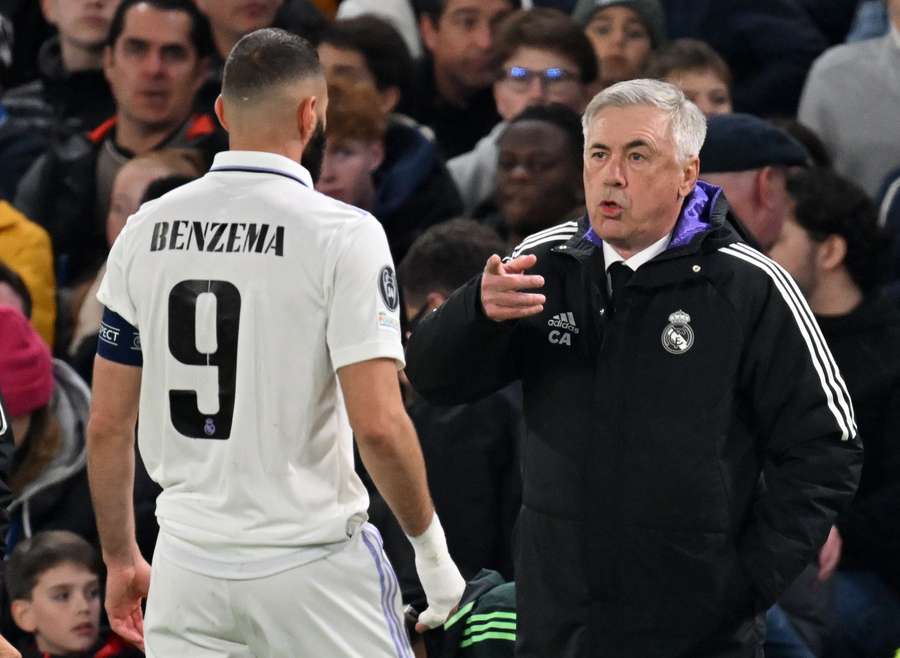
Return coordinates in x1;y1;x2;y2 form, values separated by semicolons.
581;79;707;162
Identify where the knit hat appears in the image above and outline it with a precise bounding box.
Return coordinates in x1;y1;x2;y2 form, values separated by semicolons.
700;113;810;174
0;306;53;418
572;0;667;48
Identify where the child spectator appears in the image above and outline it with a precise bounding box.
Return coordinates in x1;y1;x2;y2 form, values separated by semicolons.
7;531;140;658
645;38;732;116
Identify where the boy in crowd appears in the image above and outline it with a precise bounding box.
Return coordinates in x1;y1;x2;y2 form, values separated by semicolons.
645;38;732;116
6;531;140;658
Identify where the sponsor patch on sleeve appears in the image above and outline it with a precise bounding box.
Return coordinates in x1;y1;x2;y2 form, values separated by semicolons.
377;311;400;333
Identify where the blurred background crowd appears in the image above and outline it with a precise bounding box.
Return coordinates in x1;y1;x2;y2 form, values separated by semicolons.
0;0;898;656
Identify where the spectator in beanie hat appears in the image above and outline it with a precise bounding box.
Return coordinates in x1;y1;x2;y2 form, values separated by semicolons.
0;307;96;552
572;0;665;87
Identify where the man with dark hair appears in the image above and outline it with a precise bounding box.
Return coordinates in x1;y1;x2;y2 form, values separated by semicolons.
768;168;900;658
449;8;596;213
318;15;415;115
0;0;119;200
489;103;585;245
14;0;222;289
87;26;463;655
410;0;518;158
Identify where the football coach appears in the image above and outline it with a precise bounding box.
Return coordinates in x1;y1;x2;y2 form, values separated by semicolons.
404;79;862;658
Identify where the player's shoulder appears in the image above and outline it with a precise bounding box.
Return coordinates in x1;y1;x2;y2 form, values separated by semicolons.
509;220;581;259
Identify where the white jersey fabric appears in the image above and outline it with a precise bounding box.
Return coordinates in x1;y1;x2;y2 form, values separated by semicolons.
98;151;405;578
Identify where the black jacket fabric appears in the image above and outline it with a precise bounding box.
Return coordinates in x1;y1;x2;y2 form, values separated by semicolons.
13;114;223;286
817;296;900;591
407;59;501;160
405;187;862;657
0;37;114;200
661;0;828;116
374;115;464;262
0;390;15;549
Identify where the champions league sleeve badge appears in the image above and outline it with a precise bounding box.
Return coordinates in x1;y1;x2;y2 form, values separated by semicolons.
661;309;694;355
378;266;399;311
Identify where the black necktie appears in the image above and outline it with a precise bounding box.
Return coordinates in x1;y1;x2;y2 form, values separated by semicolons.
608;262;633;310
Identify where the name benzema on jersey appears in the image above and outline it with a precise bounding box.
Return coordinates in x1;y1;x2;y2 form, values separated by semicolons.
150;220;285;256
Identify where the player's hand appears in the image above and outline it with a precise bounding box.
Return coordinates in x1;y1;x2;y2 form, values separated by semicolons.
0;632;21;658
413;555;465;632
818;525;842;582
105;557;151;649
480;254;545;322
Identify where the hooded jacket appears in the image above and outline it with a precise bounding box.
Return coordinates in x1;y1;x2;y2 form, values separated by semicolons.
405;183;862;657
6;360;96;549
0;36;114;200
374;115;464;262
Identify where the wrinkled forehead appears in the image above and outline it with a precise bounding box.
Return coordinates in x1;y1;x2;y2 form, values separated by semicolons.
585;104;674;149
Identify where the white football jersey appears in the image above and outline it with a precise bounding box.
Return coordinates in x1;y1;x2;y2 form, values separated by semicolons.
97;151;405;578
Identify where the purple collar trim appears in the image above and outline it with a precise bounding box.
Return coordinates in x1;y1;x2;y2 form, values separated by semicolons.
584;180;723;250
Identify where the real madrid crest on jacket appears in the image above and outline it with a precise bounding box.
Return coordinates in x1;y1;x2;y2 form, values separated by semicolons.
405;182;862;658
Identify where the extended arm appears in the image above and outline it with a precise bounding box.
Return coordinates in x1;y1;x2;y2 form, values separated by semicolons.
87;355;148;648
340;358;464;629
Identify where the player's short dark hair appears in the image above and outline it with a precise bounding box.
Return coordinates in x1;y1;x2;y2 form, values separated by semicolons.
415;0;520;23
399;219;506;304
645;38;731;86
107;0;214;59
503;103;584;172
0;260;32;319
494;9;597;84
319;16;413;96
6;531;101;601
223;28;321;103
786;167;892;294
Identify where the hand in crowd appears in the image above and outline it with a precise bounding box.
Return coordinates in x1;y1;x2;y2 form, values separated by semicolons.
480;254;545;322
105;558;152;649
818;525;843;582
0;634;21;658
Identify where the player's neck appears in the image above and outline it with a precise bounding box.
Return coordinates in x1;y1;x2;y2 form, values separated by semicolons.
227;137;303;164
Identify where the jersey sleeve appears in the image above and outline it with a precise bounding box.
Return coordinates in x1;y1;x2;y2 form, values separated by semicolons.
96;221;138;326
327;217;405;371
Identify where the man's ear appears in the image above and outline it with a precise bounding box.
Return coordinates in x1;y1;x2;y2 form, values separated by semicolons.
11;599;36;633
817;234;847;272
214;95;228;131
679;155;700;198
419;14;440;55
368;141;385;173
379;87;401;115
39;0;56;24
102;46;114;84
297;96;319;142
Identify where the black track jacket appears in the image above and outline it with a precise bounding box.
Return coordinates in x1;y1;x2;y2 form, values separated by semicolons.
405;192;862;658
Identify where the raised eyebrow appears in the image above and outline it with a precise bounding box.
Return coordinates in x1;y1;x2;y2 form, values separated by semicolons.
588;142;610;151
624;139;654;151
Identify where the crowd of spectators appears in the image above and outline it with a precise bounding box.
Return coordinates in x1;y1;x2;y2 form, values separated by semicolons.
0;0;898;656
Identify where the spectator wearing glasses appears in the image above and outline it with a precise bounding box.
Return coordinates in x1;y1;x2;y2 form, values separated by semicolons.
572;0;666;89
645;38;732;117
448;8;596;214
